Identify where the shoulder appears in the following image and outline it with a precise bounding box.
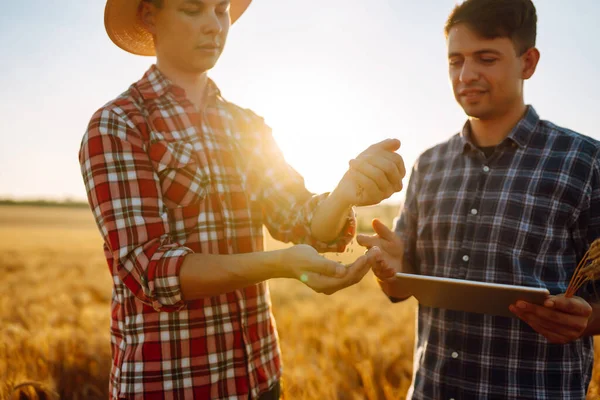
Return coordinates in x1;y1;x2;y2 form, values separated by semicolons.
215;97;273;150
218;98;268;130
413;133;462;174
81;86;149;149
537;119;600;161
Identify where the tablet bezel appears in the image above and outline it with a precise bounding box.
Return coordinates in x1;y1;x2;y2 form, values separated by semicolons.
392;272;551;318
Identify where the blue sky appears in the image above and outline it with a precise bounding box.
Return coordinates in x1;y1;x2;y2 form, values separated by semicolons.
1;0;599;202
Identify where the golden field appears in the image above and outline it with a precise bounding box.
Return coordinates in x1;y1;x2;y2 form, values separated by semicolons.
1;205;599;400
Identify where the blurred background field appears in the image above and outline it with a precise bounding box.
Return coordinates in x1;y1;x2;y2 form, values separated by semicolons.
1;204;599;399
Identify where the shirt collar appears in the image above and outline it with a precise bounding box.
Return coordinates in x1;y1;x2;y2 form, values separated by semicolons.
459;106;540;154
134;64;221;106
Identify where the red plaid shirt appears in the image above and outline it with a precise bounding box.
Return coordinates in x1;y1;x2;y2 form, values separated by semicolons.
79;65;355;400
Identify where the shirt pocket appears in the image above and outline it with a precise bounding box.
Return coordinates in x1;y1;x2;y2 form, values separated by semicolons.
511;192;571;256
147;140;210;208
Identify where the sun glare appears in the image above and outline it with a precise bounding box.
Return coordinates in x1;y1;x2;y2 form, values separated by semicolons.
245;70;380;195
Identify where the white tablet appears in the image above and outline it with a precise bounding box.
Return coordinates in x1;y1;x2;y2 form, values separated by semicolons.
391;272;551;318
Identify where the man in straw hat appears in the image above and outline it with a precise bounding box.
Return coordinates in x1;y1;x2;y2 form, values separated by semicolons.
79;0;406;398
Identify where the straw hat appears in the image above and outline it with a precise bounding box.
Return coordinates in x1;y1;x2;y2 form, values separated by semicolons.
104;0;252;56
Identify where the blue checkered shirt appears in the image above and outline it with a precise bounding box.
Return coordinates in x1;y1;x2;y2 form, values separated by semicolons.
395;106;600;399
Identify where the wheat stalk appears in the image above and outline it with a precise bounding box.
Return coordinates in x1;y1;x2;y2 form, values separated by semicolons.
10;381;59;400
566;239;600;298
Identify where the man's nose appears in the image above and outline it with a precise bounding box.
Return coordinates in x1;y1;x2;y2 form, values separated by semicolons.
459;60;479;84
201;12;224;35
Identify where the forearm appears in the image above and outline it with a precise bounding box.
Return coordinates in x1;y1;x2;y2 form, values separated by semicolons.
583;301;600;336
311;189;353;243
179;250;287;300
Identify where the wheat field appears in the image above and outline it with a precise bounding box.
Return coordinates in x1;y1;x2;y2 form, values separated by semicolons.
1;205;599;400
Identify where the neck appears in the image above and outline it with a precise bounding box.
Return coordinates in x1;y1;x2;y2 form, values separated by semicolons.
156;60;209;110
469;101;527;147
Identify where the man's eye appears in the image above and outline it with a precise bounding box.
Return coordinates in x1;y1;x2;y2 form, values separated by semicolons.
182;8;201;16
481;58;497;64
449;60;462;67
216;6;230;15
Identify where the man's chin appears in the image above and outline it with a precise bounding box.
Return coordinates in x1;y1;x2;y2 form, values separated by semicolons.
179;54;221;74
460;103;493;120
183;60;219;74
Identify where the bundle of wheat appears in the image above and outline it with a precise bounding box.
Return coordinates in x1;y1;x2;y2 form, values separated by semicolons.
566;239;600;298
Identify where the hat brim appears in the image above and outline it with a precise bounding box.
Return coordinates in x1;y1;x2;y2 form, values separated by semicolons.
104;0;252;56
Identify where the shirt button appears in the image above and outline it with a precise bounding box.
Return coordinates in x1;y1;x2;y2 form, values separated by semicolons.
483;166;490;173
451;351;459;359
471;208;478;215
462;255;470;262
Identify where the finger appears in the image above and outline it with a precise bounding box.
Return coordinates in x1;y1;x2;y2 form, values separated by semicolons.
517;316;573;344
382;152;407;189
349;158;392;194
517;300;588;330
369;152;405;190
373;261;396;280
372;219;398;242
303;255;372;295
357;152;402;182
360;155;403;192
546;295;592;317
344;254;373;284
356;234;382;249
362;138;401;155
364;246;382;263
519;311;576;338
379;151;405;173
388;151;406;178
512;302;587;334
306;258;347;278
301;271;336;294
510;304;567;336
347;253;369;270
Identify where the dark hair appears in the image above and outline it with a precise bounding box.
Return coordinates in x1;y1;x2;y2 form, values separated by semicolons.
444;0;537;55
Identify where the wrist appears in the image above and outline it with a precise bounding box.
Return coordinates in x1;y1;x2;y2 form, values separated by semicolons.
265;249;291;279
583;302;600;336
329;186;355;211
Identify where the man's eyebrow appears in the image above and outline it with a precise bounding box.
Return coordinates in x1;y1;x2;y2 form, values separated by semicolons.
474;49;502;56
448;49;503;58
182;0;231;5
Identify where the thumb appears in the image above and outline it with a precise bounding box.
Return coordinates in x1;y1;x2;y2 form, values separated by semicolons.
365;246;384;263
546;295;592;317
369;138;401;152
372;218;397;242
356;233;381;248
345;253;373;276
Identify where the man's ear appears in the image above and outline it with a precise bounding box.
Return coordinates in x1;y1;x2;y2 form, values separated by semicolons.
139;2;158;35
522;47;540;80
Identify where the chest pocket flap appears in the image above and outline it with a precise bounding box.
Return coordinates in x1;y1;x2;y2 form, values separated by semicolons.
148;140;210;208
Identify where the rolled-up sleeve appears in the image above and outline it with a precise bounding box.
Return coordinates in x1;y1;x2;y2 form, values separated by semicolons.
79;107;191;312
239;110;355;253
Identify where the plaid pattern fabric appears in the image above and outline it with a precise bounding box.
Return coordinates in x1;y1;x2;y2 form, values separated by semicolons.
79;65;355;400
395;107;600;400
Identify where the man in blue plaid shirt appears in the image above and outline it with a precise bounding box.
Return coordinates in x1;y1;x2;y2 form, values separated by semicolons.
359;0;600;398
